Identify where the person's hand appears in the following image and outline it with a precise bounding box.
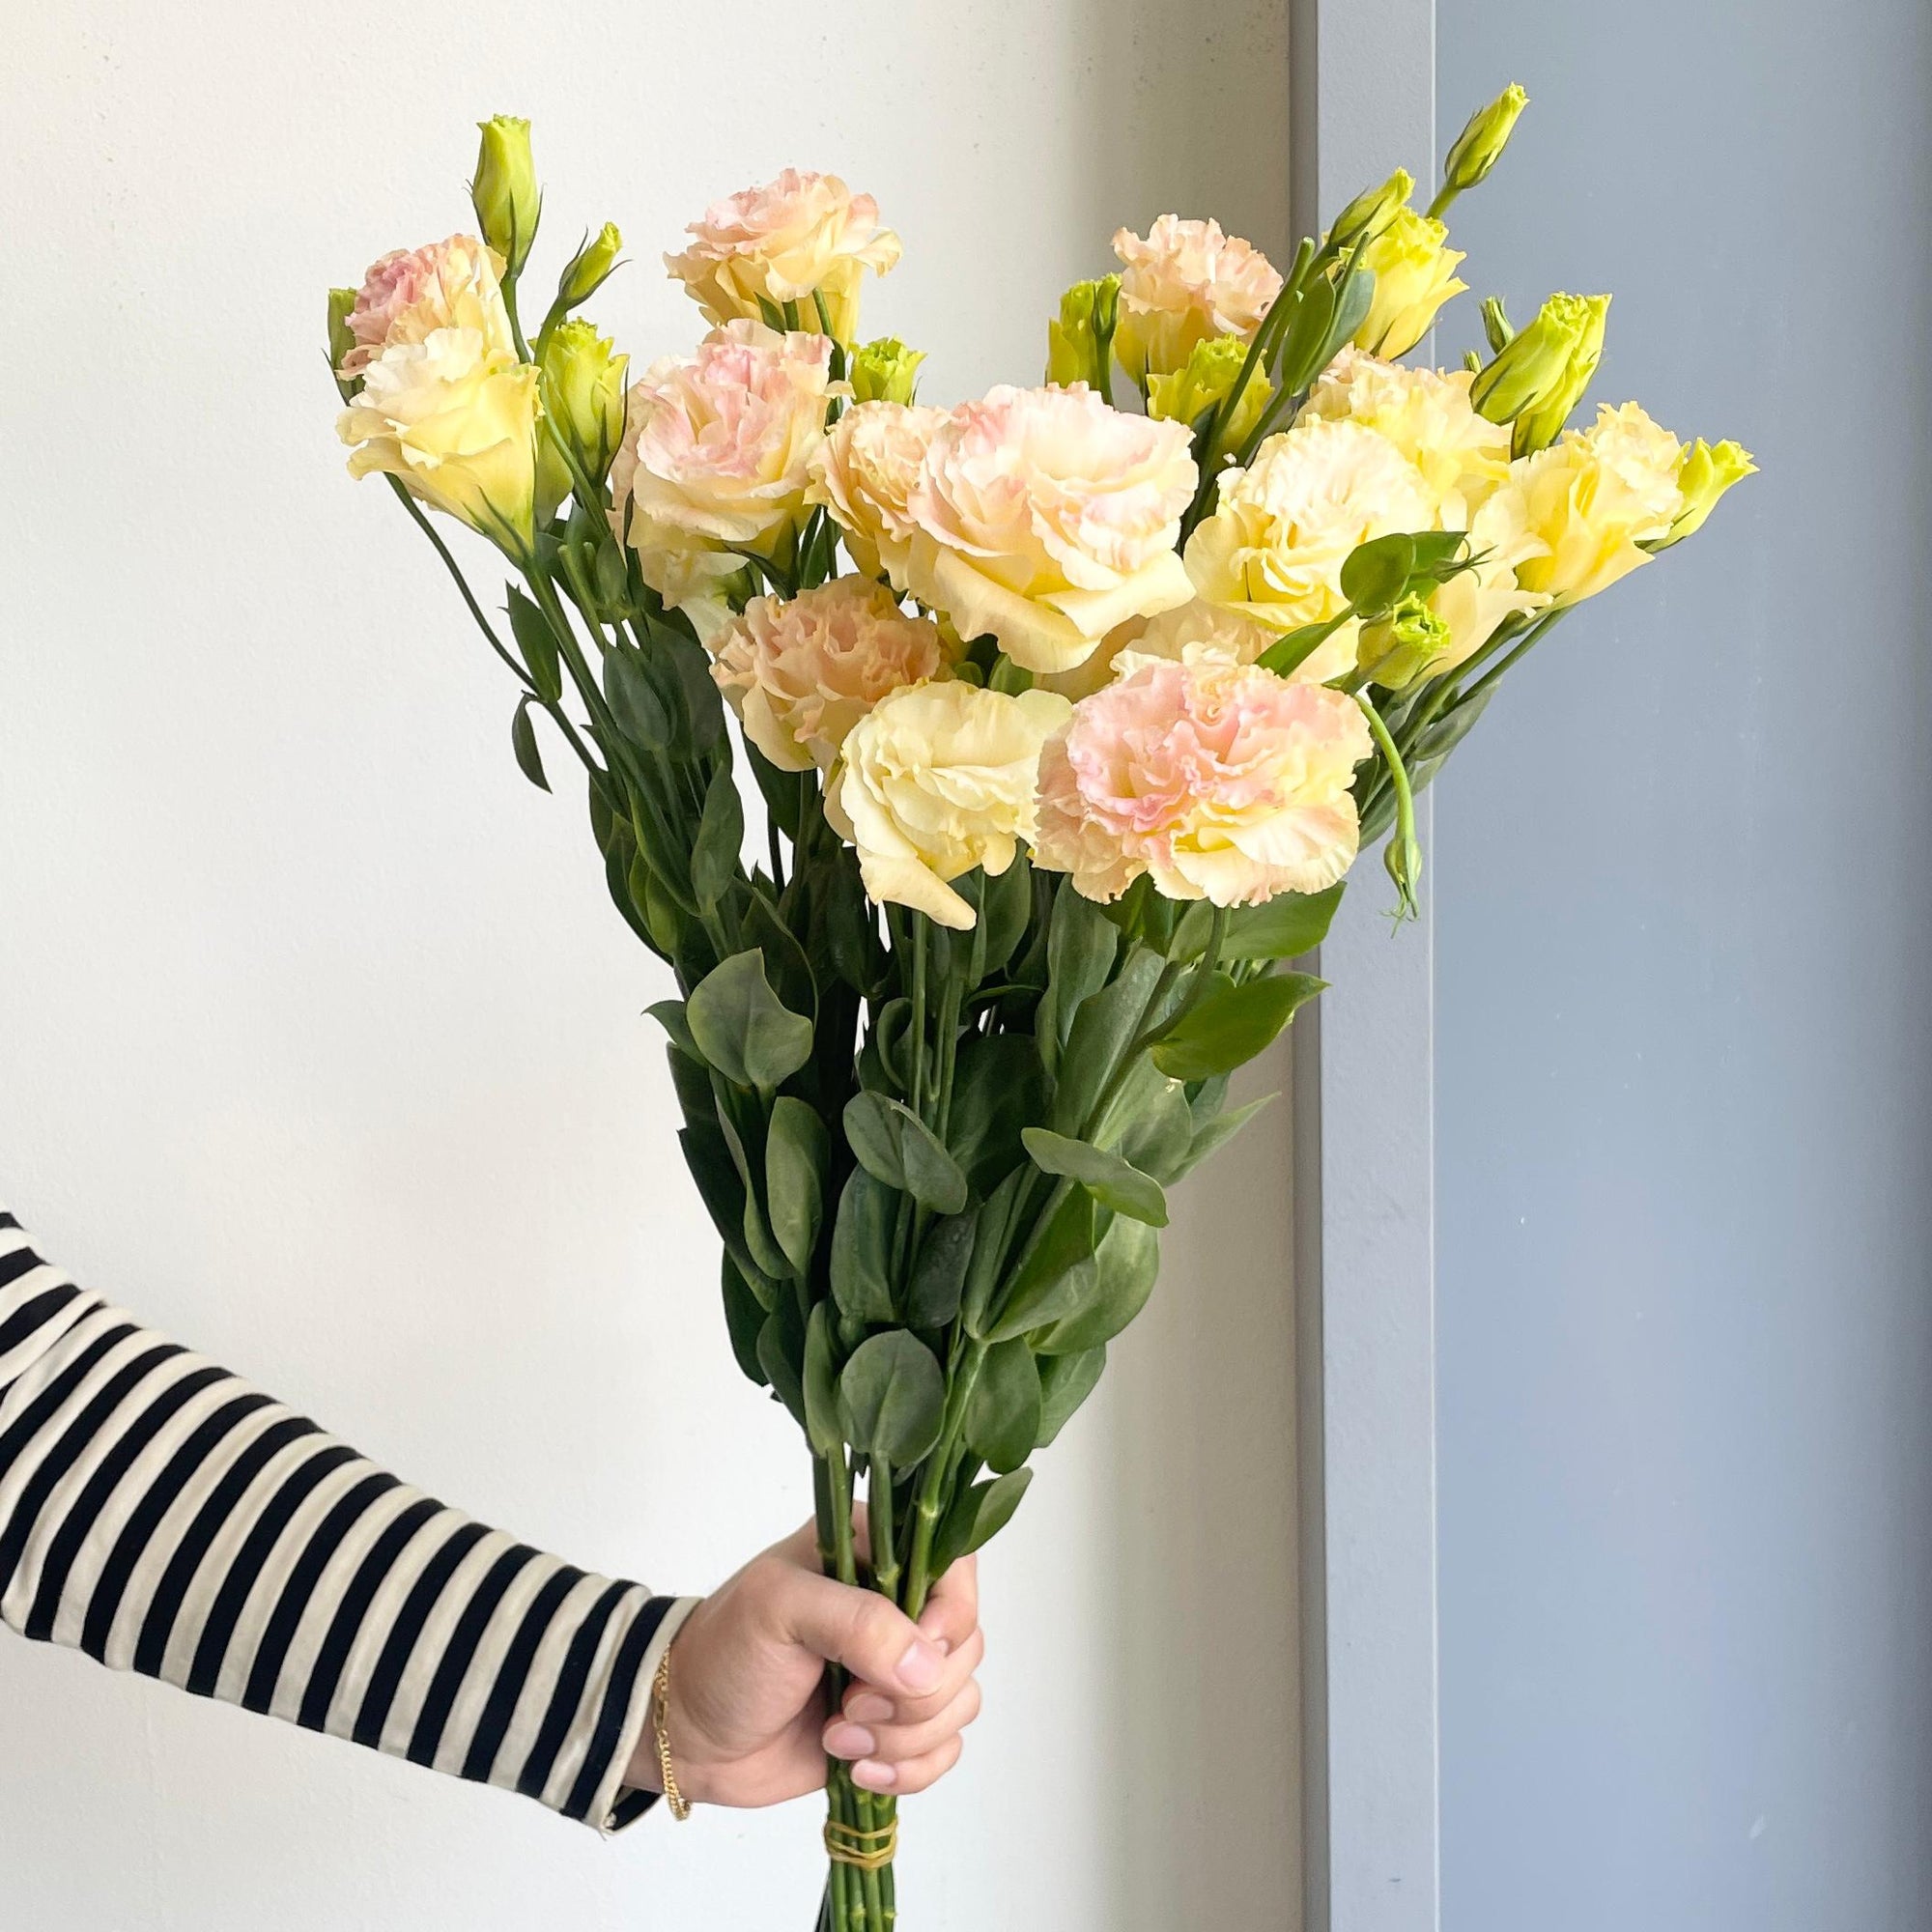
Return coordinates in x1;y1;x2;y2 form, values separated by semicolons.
628;1518;983;1806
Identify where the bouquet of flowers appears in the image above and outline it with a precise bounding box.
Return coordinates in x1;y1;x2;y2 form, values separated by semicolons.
327;88;1748;1928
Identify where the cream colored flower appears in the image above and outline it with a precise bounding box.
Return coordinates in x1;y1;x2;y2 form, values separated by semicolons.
610;321;833;632
709;576;949;773
828;681;1072;929
904;383;1198;675
1034;654;1372;906
1183;417;1435;670
339;235;512;375
1133;599;1314;672
666;169;900;344
338;325;539;545
1426;485;1550;669
1111;215;1284;384
1353;208;1467;358
1299;347;1509;526
808;400;945;591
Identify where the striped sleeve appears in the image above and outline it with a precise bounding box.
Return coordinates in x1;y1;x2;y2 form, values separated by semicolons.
0;1209;696;1833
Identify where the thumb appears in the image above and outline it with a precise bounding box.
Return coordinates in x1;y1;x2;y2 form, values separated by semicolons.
775;1570;947;1697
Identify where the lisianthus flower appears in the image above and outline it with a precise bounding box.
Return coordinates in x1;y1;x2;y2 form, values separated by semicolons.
709;575;950;774
904;383;1198;676
1111;215;1284;384
1426;485;1551;668
827;681;1072;929
610;320;833;633
1182;416;1435;671
340;235;512;376
808;400;946;591
666;169;899;344
1033;650;1373;906
1351;208;1466;358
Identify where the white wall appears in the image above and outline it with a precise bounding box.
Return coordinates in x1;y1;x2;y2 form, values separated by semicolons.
0;3;1296;1925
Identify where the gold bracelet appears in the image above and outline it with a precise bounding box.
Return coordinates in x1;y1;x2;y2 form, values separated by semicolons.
651;1642;691;1820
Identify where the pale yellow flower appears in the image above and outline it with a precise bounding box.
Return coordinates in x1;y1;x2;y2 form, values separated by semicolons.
1353;208;1466;357
808;400;945;591
827;681;1072;929
1426;485;1550;669
1111;215;1283;384
339;235;512;376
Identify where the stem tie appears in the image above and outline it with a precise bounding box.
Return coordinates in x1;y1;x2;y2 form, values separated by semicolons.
824;1816;898;1872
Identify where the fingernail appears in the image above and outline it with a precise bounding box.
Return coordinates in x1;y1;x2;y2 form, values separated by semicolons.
853;1759;897;1792
823;1722;875;1761
896;1640;943;1692
846;1692;894;1723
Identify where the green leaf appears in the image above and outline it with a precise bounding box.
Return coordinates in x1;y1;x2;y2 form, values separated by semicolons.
1222;883;1347;961
668;636;727;753
691;767;745;911
979;1186;1102;1342
1340;532;1415;618
1036;885;1119;1074
764;1096;828;1278
646;998;698;1062
1034;1216;1159;1353
746;739;808;840
964;1339;1041;1475
905;1212;976;1328
829;1167;897;1324
1050;948;1166;1137
506;586;563;702
802;1303;843;1457
975;859;1034;981
510;696;550;791
1273;276;1336;391
604;647;671;750
1150;972;1325;1082
1117;1079;1195;1184
946;1034;1046;1195
842;1092;968;1215
1323;260;1377;361
1022;1127;1168;1227
1256;618;1347;680
720;1253;771;1387
932;1467;1033;1572
756;1298;807;1428
677;1122;753;1276
1037;1348;1106;1446
687;952;813;1093
1174;1091;1279;1180
838;1331;946;1464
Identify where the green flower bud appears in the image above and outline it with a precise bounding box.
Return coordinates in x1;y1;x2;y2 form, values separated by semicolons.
1479;295;1514;355
327;286;357;384
1327;168;1414;253
1357;593;1453;691
1469;292;1608;454
1662;438;1756;545
1045;274;1120;388
1441;83;1528;198
1147;334;1273;442
471;115;540;277
558;222;623;308
1512;294;1608;456
539;319;628;487
850;336;927;406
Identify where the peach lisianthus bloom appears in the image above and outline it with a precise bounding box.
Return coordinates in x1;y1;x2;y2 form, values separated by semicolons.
808;400;946;591
666;169;900;344
340;235;512;376
610;321;833;632
708;576;950;774
827;681;1072;930
1298;347;1509;527
1111;215;1284;384
1033;651;1373;906
1183;417;1435;669
904;383;1198;676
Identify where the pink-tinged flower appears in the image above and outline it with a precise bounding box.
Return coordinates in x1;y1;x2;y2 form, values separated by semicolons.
340;235;512;376
708;575;950;773
904;383;1198;675
610;320;833;632
1112;215;1284;383
1033;654;1373;906
808;400;946;591
666;169;900;344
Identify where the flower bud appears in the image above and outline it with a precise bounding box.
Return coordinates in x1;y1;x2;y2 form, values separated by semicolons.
557;222;622;308
1357;593;1453;690
1662;438;1756;545
850;336;927;406
1147;334;1273;442
1512;294;1608;455
1469;291;1608;452
1045;275;1120;388
1328;169;1414;253
327;286;357;384
1479;295;1514;355
1441;83;1528;199
471;115;541;277
539;319;628;486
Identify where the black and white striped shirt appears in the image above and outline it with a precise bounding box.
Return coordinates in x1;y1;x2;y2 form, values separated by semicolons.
0;1208;693;1831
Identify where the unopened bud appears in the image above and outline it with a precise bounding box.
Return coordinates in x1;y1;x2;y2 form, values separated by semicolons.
1357;593;1453;691
1441;83;1528;198
850;336;927;407
1147;334;1273;441
1328;168;1414;253
471;115;541;277
327;286;357;384
540;320;628;485
1662;438;1756;545
1045;275;1120;388
1470;291;1608;453
558;222;622;308
1512;294;1608;455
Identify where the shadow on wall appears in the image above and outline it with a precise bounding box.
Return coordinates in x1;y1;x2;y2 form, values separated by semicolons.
1075;8;1299;1923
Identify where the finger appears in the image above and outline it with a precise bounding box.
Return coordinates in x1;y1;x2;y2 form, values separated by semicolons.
842;1625;983;1726
852;1733;964;1797
825;1679;981;1766
915;1553;978;1652
775;1569;947;1698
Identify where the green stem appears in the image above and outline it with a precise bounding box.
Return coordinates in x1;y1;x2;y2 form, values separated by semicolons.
1357;694;1422;920
870;1459;900;1604
908;917;929;1120
902;1340;987;1619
